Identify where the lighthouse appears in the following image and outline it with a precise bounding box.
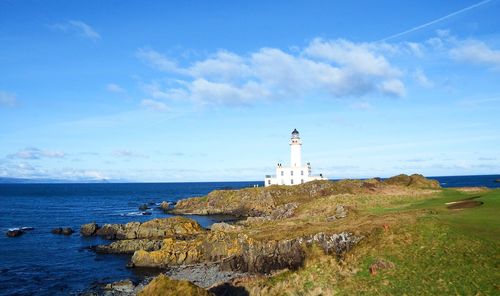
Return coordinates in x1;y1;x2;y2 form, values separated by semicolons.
290;128;302;167
264;129;326;186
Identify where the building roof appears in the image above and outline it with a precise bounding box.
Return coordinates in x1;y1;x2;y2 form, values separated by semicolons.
292;128;299;134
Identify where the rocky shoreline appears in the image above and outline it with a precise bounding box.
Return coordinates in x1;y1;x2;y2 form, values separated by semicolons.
79;174;441;295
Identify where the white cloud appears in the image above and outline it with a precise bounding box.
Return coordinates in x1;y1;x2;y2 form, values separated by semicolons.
379;79;406;97
413;69;434;88
0;91;17;107
140;99;169;111
189;50;250;80
8;147;65;160
303;38;400;76
106;83;126;93
137;38;407;106
450;40;500;68
112;149;148;158
136;48;179;72
406;42;424;57
49;20;101;41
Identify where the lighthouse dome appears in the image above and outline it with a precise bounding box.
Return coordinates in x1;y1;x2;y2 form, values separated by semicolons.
291;128;300;138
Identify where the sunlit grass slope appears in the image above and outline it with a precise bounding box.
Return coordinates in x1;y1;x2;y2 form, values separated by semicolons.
243;189;500;295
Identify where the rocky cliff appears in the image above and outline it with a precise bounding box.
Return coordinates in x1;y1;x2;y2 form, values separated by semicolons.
171;174;440;217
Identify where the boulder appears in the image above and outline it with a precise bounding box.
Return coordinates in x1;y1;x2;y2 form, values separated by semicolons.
268;202;298;220
95;239;164;254
104;279;135;294
138;274;211;296
6;229;24;237
80;222;99;236
139;204;150;211
210;222;243;232
62;227;74;235
159;201;171;211
94;217;204;240
52;227;74;235
51;228;63;234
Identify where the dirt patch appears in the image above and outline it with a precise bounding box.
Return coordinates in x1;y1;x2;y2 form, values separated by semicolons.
446;200;483;210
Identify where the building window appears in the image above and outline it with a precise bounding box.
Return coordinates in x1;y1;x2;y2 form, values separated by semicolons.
281;171;284;176
268;180;271;185
301;170;304;176
291;171;294;176
291;179;294;184
301;179;304;184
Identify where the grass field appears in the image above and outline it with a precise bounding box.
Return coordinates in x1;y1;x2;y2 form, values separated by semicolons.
242;188;500;295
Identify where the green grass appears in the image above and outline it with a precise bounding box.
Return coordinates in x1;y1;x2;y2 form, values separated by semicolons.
243;189;500;295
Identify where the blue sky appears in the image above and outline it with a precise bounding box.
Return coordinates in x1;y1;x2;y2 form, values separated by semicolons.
1;0;499;182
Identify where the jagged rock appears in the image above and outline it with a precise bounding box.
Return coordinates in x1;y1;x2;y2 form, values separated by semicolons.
326;205;348;221
80;222;99;236
138;274;211;296
52;227;74;235
172;174;440;217
131;231;242;268
335;205;347;219
165;262;245;289
160;201;171;211
52;227;63;234
96;239;164;254
104;279;135;294
62;228;74;235
100;278;147;296
210;222;243;232
269;202;298;220
138;204;150;211
6;229;24;237
95;217;204;240
131;229;361;274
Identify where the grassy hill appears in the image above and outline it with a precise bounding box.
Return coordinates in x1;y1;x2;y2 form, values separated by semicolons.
240;188;500;295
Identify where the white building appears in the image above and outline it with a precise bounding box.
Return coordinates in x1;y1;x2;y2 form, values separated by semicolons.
265;129;326;186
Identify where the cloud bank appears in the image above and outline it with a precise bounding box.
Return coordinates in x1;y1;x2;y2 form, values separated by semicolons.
136;38;407;107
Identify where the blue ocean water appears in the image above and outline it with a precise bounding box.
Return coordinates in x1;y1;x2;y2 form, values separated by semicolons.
0;175;498;295
0;182;257;296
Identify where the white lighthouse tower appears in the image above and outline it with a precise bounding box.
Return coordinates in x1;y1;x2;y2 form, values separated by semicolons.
265;129;326;186
290;129;302;167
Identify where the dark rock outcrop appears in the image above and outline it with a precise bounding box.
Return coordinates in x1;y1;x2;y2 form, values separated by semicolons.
159;201;171;211
6;227;34;237
52;227;74;235
95;239;164;254
6;229;24;237
94;217;204;240
131;229;361;274
139;204;150;211
138;274;211;296
171;174;440;217
80;222;99;236
221;232;361;273
90;217;205;254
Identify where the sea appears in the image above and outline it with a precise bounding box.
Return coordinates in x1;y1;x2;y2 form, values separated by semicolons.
0;175;498;295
